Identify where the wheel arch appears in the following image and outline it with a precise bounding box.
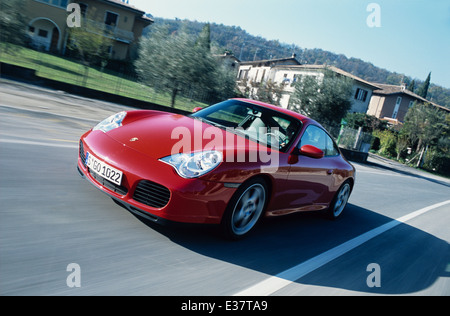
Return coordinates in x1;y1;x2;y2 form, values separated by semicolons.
345;177;355;196
239;173;274;212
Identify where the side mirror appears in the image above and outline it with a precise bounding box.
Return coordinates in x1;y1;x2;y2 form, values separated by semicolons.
192;107;203;113
299;145;324;159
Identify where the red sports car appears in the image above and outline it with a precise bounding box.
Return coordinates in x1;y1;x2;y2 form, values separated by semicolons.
78;99;355;239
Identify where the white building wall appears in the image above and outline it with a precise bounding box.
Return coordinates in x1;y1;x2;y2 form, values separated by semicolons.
349;83;373;113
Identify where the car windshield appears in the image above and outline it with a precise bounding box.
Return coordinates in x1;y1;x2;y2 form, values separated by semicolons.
190;100;302;152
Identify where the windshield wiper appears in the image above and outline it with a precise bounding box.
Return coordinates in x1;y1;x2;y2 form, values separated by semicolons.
192;116;226;130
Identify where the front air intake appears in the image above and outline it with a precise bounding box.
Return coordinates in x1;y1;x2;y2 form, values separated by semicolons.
133;180;171;209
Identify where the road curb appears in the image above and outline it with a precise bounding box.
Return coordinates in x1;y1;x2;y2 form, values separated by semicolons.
365;153;450;186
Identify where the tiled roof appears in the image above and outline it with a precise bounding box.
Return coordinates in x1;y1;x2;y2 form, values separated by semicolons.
373;83;421;96
240;56;301;66
374;84;449;112
102;0;154;22
273;64;381;90
106;0;143;12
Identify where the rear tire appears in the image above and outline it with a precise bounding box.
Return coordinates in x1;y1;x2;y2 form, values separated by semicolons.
221;178;268;240
327;181;351;220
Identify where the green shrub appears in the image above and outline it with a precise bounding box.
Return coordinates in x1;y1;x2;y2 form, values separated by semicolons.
423;149;450;176
373;130;397;158
371;136;380;151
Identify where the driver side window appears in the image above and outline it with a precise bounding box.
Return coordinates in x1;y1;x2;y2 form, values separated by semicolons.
299;125;326;152
299;125;339;157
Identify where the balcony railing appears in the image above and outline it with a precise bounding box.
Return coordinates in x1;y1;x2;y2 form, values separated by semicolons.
85;19;135;43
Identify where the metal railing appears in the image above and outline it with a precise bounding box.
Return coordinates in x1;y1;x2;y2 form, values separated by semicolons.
85;19;135;43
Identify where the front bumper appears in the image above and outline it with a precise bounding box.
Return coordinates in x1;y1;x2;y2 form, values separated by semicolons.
78;135;237;225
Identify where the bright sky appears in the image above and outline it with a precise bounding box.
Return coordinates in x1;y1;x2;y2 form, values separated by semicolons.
130;0;450;88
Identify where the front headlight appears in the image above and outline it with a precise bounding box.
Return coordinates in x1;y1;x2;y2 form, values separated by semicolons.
160;151;223;179
93;111;127;133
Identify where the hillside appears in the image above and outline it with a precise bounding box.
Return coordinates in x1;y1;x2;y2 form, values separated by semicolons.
145;17;450;109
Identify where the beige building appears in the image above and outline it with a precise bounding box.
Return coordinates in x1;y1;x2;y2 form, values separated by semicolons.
367;84;449;123
26;0;153;60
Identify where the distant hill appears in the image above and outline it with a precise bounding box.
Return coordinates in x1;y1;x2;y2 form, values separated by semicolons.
144;17;450;109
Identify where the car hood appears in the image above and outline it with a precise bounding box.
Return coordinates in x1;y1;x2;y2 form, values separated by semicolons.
106;111;258;159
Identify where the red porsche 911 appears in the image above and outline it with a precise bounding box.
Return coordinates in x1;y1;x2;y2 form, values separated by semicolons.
77;99;355;239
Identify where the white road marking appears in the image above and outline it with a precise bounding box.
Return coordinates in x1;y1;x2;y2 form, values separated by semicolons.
0;138;78;149
234;199;450;296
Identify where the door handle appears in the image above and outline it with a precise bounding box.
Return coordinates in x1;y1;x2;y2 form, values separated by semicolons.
327;169;334;175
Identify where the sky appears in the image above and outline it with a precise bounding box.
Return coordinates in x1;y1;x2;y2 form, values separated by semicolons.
130;0;450;88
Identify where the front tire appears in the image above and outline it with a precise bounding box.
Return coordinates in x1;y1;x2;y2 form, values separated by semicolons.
221;178;268;240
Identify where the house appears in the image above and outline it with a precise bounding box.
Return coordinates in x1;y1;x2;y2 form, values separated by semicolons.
367;84;450;123
26;0;153;60
237;58;379;113
215;51;241;70
237;54;301;85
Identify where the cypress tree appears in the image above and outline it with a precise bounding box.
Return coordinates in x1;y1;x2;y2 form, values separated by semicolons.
407;80;415;93
196;23;211;51
417;72;431;99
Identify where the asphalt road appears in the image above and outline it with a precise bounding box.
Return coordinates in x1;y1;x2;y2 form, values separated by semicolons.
0;79;449;296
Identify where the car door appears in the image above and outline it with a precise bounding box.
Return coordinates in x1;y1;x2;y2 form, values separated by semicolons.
285;124;336;212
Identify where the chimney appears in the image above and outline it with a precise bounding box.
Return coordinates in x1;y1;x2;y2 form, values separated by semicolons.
400;83;406;91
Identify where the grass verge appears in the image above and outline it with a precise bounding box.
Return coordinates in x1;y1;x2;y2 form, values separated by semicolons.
0;43;207;112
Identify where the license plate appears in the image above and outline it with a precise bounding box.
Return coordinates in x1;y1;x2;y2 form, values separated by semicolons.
86;152;123;186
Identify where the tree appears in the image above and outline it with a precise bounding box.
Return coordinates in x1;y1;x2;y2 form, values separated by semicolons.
212;63;238;103
401;102;423;151
417;72;431;99
289;75;320;114
0;0;28;48
255;80;283;105
136;26;193;107
191;24;219;102
196;23;211;51
289;69;353;126
396;133;409;160
344;112;387;132
401;102;448;169
403;102;445;151
67;23;113;65
136;24;219;107
66;10;114;86
407;80;415;93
